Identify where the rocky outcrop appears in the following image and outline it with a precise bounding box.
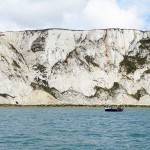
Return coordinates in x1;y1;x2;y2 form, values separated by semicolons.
0;28;149;106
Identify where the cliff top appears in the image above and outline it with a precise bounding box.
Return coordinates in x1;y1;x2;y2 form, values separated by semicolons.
0;28;149;33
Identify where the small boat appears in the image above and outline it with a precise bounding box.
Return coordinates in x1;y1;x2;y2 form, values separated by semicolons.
105;105;123;112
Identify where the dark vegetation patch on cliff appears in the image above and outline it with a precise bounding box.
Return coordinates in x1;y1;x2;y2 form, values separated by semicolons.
120;55;147;74
120;56;137;74
84;55;99;67
88;82;120;98
139;39;150;49
31;36;45;52
34;77;48;86
0;93;8;98
33;64;46;73
144;69;150;74
31;82;57;98
131;88;148;100
120;38;150;74
0;93;15;98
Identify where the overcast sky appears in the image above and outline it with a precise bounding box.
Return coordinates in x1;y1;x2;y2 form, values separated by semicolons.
0;0;150;31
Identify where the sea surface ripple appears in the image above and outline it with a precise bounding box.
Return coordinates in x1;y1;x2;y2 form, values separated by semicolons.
0;107;150;150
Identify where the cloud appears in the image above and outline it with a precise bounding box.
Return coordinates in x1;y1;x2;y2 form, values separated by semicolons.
0;0;149;31
83;0;143;29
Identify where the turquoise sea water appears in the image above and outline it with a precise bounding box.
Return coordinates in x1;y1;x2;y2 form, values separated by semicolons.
0;107;150;150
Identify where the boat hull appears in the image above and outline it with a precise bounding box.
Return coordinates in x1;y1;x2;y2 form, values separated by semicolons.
105;108;123;112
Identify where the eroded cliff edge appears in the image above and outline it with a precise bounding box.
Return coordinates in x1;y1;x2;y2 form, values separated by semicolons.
0;28;149;106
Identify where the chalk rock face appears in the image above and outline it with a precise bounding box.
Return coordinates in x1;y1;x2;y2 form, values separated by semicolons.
0;28;150;105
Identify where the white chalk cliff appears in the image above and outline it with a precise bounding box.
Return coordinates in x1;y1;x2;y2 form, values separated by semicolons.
0;28;150;106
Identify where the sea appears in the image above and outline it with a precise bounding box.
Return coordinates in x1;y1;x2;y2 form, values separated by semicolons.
0;107;150;150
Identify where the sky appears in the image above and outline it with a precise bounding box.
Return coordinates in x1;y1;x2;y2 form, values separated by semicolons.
0;0;150;31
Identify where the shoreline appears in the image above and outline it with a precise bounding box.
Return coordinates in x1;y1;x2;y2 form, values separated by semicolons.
0;104;150;108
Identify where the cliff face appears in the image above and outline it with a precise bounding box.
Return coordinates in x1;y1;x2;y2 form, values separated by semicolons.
0;28;150;105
